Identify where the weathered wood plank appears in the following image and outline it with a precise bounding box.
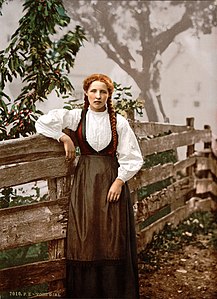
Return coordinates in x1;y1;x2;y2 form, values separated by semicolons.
196;156;217;175
173;156;197;174
48;239;66;294
186;117;195;176
135;177;195;225
0;127;211;165
196;178;217;197
0;198;69;251
47;178;58;200
129;163;173;192
139;129;212;157
56;176;73;199
137;197;212;252
0;135;65;166
129;157;196;191
0;157;77;189
132;121;190;137
0;259;66;292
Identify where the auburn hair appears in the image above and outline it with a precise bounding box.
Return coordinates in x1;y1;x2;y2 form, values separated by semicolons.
83;74;118;151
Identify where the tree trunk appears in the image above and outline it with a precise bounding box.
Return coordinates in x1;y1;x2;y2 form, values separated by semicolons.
135;72;159;122
143;89;159;122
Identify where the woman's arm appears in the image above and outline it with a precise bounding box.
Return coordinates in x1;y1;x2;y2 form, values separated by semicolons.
35;108;82;140
107;114;143;202
59;134;76;160
35;108;82;159
107;178;124;202
116;114;143;182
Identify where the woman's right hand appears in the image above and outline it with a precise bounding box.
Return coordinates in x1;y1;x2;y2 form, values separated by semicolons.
60;134;76;161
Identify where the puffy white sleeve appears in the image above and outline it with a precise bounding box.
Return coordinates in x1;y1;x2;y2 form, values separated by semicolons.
35;108;82;141
116;114;143;182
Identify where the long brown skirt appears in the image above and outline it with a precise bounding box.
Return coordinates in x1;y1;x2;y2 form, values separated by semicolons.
66;155;139;298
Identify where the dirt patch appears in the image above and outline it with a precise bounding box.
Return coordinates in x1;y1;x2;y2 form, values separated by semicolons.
138;212;217;299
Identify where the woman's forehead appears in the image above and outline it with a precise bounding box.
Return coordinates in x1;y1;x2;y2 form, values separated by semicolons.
88;81;108;90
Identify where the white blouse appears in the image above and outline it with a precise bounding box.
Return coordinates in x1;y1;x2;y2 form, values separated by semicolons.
35;108;143;182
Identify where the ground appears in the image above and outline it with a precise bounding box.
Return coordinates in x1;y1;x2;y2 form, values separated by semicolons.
138;212;217;299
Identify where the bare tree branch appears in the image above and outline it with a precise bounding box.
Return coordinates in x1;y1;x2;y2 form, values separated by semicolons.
63;0;217;121
154;10;192;54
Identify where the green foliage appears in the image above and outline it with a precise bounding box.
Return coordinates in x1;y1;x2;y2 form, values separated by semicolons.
63;98;83;110
143;149;177;169
113;82;143;117
0;242;48;270
0;241;48;298
0;0;86;140
0;183;48;209
0;0;85;217
138;132;178;200
0;0;6;14
138;178;172;200
139;211;217;272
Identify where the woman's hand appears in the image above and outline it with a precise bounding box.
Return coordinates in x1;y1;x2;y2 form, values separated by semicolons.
107;178;124;202
60;134;76;161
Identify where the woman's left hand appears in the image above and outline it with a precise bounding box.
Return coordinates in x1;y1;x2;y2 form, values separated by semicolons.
107;179;124;202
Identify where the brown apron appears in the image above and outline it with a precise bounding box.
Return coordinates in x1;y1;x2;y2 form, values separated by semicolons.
66;110;139;298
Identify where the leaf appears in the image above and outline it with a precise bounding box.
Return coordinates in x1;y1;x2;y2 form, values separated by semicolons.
0;91;11;103
56;5;67;17
7;73;13;82
0;0;86;139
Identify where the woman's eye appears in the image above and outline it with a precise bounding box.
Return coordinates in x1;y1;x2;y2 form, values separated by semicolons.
88;89;108;94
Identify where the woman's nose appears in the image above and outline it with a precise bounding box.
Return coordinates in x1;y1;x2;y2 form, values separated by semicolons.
96;91;101;98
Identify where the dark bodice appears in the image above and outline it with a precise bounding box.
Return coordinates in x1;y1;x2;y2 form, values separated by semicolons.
75;109;116;157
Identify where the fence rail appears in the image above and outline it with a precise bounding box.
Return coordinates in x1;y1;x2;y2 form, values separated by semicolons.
0;117;216;297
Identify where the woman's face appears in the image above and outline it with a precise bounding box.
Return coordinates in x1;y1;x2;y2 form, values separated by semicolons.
85;81;109;112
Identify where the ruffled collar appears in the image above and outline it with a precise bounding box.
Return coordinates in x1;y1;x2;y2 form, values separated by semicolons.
88;107;108;116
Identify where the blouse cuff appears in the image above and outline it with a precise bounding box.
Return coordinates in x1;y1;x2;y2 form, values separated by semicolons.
57;132;67;142
116;176;126;184
116;174;127;183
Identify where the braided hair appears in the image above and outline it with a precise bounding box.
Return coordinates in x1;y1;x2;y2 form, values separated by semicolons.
83;74;118;151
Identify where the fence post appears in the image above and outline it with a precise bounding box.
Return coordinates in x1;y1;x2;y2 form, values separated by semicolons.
186;117;195;176
47;178;57;200
203;124;214;195
203;125;217;217
47;175;72;296
204;125;212;151
202;124;212;184
47;129;75;295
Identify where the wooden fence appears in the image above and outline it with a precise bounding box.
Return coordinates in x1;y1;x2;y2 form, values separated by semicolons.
0;117;216;297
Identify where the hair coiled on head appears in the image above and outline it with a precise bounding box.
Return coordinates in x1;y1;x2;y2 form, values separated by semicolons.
83;74;118;151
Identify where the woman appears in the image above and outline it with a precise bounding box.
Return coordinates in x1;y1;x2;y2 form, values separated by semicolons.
35;74;143;298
